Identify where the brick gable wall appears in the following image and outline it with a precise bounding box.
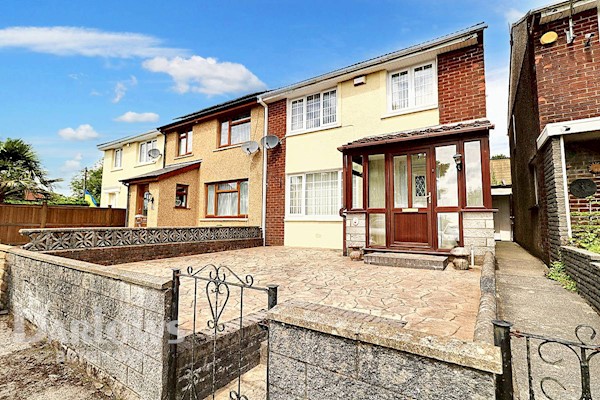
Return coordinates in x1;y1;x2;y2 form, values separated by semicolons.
265;100;287;246
437;32;487;124
533;8;600;130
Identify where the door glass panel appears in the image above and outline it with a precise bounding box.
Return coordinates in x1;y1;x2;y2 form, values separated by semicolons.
435;145;458;207
465;141;484;207
368;154;385;208
411;153;428;208
369;214;386;246
351;156;363;209
393;155;408;208
437;212;459;249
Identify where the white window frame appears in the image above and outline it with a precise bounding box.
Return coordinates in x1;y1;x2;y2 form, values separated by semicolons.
139;139;158;164
113;148;123;169
285;169;343;221
288;88;339;135
386;60;438;116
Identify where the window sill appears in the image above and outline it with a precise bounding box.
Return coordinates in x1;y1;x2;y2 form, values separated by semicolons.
135;161;156;168
111;168;123;172
174;206;190;210
213;143;243;152
199;218;249;222
381;104;437;120
287;123;341;138
174;154;194;160
285;216;343;222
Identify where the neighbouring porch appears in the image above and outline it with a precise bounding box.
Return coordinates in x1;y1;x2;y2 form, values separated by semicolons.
339;120;496;261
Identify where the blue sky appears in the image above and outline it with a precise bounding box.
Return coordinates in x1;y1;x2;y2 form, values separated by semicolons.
0;0;548;194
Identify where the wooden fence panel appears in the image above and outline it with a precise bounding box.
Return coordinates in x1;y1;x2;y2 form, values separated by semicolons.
0;204;126;245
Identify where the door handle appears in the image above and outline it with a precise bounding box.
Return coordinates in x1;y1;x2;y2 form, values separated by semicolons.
426;192;432;204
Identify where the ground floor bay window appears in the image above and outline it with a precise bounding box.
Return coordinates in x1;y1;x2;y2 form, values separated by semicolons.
340;122;493;253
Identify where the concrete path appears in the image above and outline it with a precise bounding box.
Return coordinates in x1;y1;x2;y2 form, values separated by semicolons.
496;242;600;399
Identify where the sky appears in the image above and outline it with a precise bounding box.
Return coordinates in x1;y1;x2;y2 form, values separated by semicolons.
0;0;549;195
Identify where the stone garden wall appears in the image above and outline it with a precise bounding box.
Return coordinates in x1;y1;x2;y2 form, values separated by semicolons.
19;226;263;265
0;245;11;310
473;251;497;344
7;247;173;400
268;301;501;400
561;246;600;313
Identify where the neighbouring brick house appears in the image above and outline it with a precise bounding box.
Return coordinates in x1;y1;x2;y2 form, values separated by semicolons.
509;0;600;263
261;24;496;259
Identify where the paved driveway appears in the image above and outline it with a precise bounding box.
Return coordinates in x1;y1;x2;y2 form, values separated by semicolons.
117;247;481;341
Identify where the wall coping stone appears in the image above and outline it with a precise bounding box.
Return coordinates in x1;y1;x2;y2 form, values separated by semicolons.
473;251;497;344
561;246;600;261
8;247;170;290
268;300;502;375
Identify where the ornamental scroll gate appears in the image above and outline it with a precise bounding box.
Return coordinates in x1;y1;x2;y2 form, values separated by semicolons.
494;320;600;400
169;265;278;400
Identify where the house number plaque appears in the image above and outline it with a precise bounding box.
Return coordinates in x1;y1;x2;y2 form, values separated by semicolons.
570;179;597;198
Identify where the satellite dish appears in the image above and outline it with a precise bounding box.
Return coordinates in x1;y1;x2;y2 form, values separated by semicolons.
241;141;260;155
148;148;162;159
261;135;280;150
540;31;558;45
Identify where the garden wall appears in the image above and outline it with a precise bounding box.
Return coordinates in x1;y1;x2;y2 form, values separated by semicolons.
0;244;11;310
561;246;600;313
268;301;502;400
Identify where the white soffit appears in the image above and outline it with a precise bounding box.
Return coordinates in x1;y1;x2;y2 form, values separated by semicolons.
536;116;600;149
538;0;597;24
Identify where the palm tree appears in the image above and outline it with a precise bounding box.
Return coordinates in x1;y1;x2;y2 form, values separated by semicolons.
0;138;60;202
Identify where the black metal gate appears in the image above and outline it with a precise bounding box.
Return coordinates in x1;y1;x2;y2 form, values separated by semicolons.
169;265;277;400
494;320;600;400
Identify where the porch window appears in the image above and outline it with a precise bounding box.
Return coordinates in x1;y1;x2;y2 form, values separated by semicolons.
435;145;458;207
389;62;437;113
139;139;158;163
113;148;122;169
351;156;364;209
368;155;385;208
437;213;460;249
178;131;193;156
206;180;248;217
393;155;408;208
289;89;337;132
287;171;341;217
465;141;484;207
369;214;386;246
220;112;251;147
175;184;188;208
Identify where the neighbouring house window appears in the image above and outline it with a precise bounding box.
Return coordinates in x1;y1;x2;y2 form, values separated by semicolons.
139;139;158;163
351;156;364;209
175;184;189;208
389;62;436;112
532;165;539;205
178;131;193;156
220;111;251;147
289;89;337;132
206;180;248;217
368;155;385;208
108;192;118;208
113;148;122;169
287;171;342;216
465;141;484;207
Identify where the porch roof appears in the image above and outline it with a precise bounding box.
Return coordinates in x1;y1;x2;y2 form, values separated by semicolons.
120;160;201;184
337;119;493;151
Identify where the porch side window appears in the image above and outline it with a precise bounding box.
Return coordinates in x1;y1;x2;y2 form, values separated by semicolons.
290;89;337;132
351;156;363;209
205;180;248;217
465;141;484;207
287;171;341;216
435;145;458;207
437;212;460;249
389;62;437;112
368;155;385;208
393;155;408;208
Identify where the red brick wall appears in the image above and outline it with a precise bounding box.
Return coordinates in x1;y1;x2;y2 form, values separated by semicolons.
265;100;287;246
437;32;486;124
534;8;600;131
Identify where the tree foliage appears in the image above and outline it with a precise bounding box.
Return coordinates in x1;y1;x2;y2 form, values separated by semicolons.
491;154;509;160
70;160;103;202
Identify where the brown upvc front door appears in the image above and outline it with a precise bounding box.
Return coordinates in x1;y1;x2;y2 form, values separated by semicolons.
135;184;150;227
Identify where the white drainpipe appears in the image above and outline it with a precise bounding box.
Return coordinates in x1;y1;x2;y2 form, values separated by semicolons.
258;96;269;246
560;135;572;238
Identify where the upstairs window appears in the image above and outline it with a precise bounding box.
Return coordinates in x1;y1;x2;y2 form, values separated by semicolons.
290;89;337;132
178;131;193;156
220;112;251;147
389;62;437;112
139;139;158;163
175;184;189;208
113;148;123;169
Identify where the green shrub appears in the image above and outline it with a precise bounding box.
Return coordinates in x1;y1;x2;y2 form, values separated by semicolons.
547;261;577;292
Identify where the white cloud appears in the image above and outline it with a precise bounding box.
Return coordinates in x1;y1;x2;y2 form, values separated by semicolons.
142;55;267;95
115;111;159;123
112;75;137;103
486;67;510;156
505;8;525;24
60;153;82;173
58;124;100;141
0;26;184;58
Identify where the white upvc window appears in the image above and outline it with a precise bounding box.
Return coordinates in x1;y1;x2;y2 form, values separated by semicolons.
287;170;342;217
388;61;437;113
139;139;158;163
113;148;123;169
289;89;337;133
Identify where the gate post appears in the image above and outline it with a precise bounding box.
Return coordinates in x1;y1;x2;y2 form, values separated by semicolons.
493;320;514;400
168;268;181;400
267;284;278;310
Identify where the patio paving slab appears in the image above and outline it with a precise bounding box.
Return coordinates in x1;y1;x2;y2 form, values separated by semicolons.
116;247;481;341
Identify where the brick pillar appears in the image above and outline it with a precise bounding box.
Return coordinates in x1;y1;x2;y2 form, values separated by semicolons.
265;100;287;246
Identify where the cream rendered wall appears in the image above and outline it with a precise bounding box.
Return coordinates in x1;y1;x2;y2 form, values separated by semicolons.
100;134;164;209
156;169;200;227
164;105;264;227
284;69;440;249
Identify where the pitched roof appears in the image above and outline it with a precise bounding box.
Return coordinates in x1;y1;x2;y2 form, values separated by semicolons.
120;160;201;184
338;119;494;151
97;130;161;151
